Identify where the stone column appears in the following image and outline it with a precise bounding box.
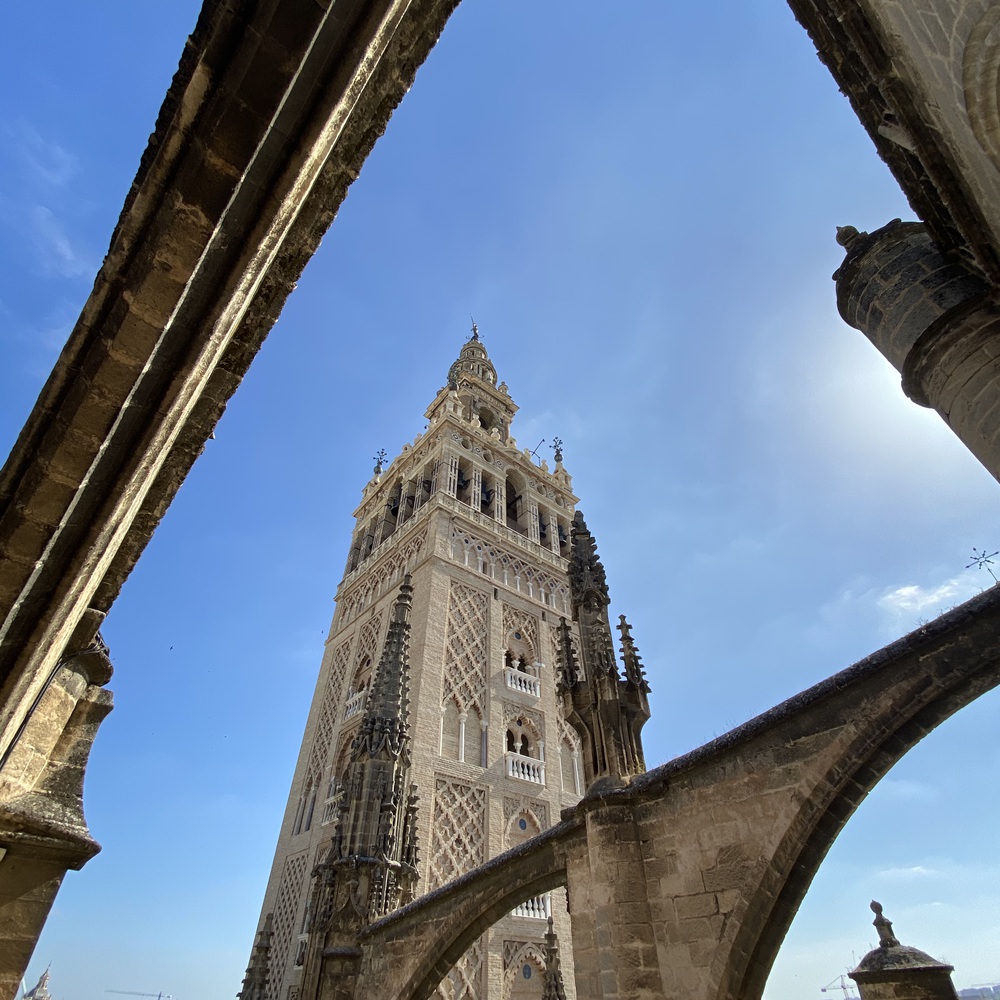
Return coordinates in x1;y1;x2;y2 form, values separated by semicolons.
834;220;1000;483
565;802;664;1000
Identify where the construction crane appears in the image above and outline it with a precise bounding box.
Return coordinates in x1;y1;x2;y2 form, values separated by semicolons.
106;990;173;1000
820;974;859;999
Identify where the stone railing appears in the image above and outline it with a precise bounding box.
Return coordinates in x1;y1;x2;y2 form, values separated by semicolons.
344;690;366;720
505;752;545;785
438;493;567;570
503;667;541;699
511;894;551;920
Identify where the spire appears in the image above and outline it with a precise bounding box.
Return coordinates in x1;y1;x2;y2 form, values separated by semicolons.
555;616;581;692
541;918;568;1000
559;510;650;790
22;970;52;1000
617;615;650;693
568;512;610;612
352;575;412;761
238;913;273;1000
447;325;498;388
305;576;420;946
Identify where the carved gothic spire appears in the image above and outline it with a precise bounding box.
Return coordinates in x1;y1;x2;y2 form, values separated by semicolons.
238;911;273;1000
559;511;650;791
617;615;650;693
568;511;609;610
541;917;568;1000
352;575;413;762
305;576;421;964
555;616;581;692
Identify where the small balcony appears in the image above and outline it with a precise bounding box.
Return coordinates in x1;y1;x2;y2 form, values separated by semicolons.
503;666;541;699
343;690;366;720
505;751;545;785
511;894;551;920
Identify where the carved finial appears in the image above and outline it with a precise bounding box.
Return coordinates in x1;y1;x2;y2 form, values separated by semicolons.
870;900;900;948
542;916;568;1000
836;225;867;249
470;316;479;341
551;436;564;464
373;448;387;475
617;614;651;693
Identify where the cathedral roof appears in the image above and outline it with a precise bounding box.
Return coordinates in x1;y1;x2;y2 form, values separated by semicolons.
447;322;498;389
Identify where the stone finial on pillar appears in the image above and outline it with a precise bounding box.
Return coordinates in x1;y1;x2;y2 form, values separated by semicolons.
870;900;899;948
849;901;959;1000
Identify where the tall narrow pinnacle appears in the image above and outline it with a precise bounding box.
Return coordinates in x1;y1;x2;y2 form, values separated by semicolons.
555;617;580;692
354;576;413;760
541;917;568;1000
238;911;273;1000
618;615;651;693
568;511;609;610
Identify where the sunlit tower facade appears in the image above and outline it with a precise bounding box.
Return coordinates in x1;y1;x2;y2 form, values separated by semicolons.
244;327;649;1000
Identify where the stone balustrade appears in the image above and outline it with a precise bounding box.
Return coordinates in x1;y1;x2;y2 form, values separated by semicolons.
503;667;541;699
343;690;366;720
505;751;545;785
510;894;551;920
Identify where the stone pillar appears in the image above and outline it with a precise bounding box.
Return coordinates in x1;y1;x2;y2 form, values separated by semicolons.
834;219;1000;483
0;625;113;1000
565;803;664;1000
848;902;959;1000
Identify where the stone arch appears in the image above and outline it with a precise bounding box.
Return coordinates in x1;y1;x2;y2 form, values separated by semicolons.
723;651;1000;1000
502;942;546;1000
504;807;543;850
362;821;579;1000
502;709;542;759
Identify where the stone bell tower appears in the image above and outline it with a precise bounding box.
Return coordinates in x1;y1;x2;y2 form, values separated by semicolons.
243;326;650;1000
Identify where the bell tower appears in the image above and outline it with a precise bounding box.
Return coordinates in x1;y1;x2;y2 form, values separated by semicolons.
244;326;650;1000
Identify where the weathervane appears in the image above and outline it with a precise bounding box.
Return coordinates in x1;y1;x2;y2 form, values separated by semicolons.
373;448;387;475
966;546;999;583
551;436;564;463
470;316;479;341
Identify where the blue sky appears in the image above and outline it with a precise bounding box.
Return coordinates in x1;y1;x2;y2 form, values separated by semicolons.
2;3;998;999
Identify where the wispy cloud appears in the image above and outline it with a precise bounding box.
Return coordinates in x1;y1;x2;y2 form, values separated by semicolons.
28;205;93;277
876;864;938;880
4;122;78;188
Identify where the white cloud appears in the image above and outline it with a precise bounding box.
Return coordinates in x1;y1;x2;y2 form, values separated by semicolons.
876;864;938;879
28;205;92;277
877;573;983;630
